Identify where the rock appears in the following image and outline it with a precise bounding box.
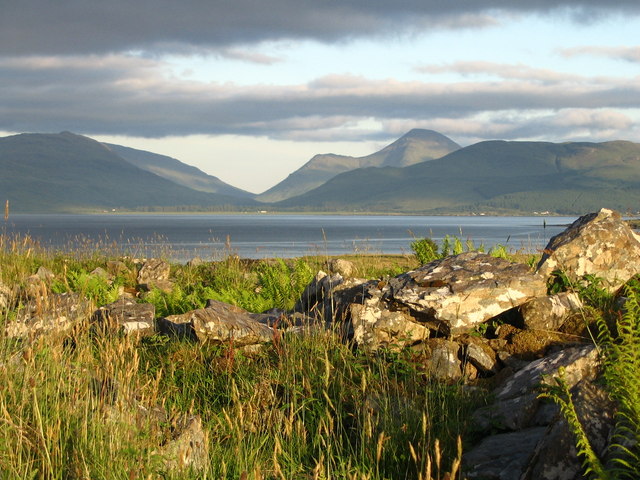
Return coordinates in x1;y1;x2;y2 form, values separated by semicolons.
106;260;131;277
387;252;547;334
522;380;615;480
156;415;209;474
350;299;430;350
5;292;92;339
494;344;599;401
137;258;173;292
424;338;462;381
36;266;56;282
186;257;204;267
463;427;547;479
459;335;499;374
328;258;356;277
163;300;273;346
472;393;540;431
537;208;640;292
93;297;155;335
0;280;12;310
89;267;110;280
520;292;582;332
294;270;345;317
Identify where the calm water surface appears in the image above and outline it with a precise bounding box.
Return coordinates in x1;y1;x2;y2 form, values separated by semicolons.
2;214;576;262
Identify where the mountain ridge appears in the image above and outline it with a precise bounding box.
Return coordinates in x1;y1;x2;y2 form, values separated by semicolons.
256;129;460;202
276;139;640;215
104;143;256;199
0;132;257;212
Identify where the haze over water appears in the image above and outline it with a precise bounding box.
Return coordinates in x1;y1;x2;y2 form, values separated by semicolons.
2;214;575;263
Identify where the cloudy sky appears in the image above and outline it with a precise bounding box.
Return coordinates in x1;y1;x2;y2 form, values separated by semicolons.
2;1;640;193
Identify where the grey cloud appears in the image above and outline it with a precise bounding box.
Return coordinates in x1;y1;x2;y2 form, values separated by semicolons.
2;1;640;55
1;56;639;143
417;61;584;84
559;46;640;63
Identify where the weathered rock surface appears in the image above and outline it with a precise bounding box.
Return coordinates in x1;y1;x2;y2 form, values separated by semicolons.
537;208;640;291
5;292;92;339
520;292;582;331
93;297;155;335
0;280;12;310
328;258;356;277
463;427;547;479
137;258;173;292
495;344;598;401
163;300;273;346
157;415;209;474
387;252;547;334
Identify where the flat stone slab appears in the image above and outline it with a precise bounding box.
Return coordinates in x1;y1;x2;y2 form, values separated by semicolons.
165;299;273;346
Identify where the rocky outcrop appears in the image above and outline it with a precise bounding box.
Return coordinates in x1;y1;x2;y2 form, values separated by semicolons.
537;208;640;292
387;252;547;334
465;345;602;480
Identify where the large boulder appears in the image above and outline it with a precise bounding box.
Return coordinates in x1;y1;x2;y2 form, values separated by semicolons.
5;292;92;339
537;208;640;292
522;380;615;480
162;300;273;347
387;252;547;334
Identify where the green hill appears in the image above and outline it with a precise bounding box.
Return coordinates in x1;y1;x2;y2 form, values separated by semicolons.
277;140;640;215
0;132;257;213
256;129;460;202
104;143;256;198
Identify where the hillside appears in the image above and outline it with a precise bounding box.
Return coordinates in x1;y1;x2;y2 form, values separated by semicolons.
257;129;460;202
105;143;255;198
277;140;640;215
0;132;257;212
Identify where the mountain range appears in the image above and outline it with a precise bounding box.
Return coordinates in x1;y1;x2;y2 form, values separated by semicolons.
1;130;640;215
257;129;460;202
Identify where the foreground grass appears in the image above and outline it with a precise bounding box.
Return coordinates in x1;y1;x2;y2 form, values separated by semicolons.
0;235;478;479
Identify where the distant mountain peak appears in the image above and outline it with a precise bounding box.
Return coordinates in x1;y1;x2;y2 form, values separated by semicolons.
257;129;460;202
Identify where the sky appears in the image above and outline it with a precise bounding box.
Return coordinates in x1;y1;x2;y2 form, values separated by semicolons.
1;1;640;194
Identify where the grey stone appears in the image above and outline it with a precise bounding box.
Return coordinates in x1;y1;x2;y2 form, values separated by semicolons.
156;415;209;474
522;380;615;480
164;300;273;346
5;292;92;339
537;208;640;292
328;258;356;277
494;344;599;401
387;252;547;334
472;393;540;431
350;300;429;349
426;338;462;381
0;280;12;310
106;260;131;277
460;336;499;374
93;297;155;335
137;258;173;292
520;293;582;331
463;427;547;480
